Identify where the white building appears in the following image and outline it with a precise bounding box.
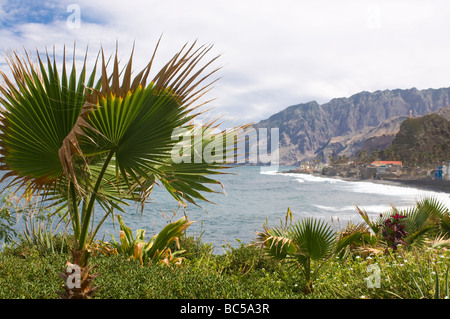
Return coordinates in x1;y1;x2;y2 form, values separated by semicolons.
443;164;450;181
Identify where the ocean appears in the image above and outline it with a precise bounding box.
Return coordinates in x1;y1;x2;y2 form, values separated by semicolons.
97;165;450;253
2;166;450;252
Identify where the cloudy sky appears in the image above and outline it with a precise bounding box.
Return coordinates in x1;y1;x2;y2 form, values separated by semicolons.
1;0;450;125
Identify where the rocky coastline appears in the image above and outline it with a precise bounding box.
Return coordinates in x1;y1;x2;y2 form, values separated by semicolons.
279;170;450;195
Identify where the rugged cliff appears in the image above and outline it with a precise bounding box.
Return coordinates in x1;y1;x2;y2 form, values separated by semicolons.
255;87;450;165
386;113;450;166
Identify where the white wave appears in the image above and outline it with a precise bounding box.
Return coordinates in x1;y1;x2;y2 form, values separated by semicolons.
300;174;341;183
353;205;395;214
262;169;450;211
314;200;450;215
348;180;450;207
314;204;357;212
259;170;279;176
276;172;343;183
348;181;422;196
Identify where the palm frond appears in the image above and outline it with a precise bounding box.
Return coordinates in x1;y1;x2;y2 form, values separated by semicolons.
426;234;450;249
260;225;297;259
334;221;375;257
355;205;380;234
0;45;98;197
290;217;336;261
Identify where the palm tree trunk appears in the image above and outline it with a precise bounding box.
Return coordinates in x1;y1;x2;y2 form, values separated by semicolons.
302;259;314;294
57;249;99;299
77;150;115;251
57;151;114;299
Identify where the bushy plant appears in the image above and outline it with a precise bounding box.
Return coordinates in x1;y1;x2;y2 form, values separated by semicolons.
17;212;71;256
381;213;408;252
333;221;378;259
176;234;214;261
216;239;278;275
1;231;449;299
0;193;18;245
106;214;193;267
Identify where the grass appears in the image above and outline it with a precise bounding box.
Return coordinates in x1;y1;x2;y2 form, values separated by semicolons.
0;236;449;299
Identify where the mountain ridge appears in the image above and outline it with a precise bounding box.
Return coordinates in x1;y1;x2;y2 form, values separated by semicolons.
255;87;450;165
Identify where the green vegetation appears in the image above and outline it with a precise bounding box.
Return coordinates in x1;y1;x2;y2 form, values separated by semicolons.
0;235;449;299
0;41;246;298
388;114;450;167
257;209;336;294
0;192;18;244
0;41;449;300
105;214;193;267
1;197;449;299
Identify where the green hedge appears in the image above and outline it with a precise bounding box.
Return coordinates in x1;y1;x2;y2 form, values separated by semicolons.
0;240;449;299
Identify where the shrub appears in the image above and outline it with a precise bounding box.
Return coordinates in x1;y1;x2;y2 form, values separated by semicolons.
0;192;19;245
381;213;408;251
101;215;193;267
176;234;214;261
216;239;279;275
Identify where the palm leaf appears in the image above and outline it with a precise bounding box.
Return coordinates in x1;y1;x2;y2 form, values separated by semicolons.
334;221;374;257
143;216;193;264
260;226;297;259
0;46;98;196
355;205;381;234
0;41;247;256
290;217;336;261
415;197;450;237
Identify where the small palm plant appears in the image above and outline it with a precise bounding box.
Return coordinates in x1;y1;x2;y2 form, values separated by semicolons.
258;209;336;294
0;40;247;298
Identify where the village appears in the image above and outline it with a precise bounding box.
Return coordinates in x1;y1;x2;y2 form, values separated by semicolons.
293;160;450;182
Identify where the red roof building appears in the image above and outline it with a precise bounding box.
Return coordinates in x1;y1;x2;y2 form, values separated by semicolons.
371;161;402;167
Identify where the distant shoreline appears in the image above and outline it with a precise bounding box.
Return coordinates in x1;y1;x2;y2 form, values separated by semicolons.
278;170;450;195
365;178;450;195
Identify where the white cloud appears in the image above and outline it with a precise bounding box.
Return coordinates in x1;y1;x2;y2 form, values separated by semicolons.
1;0;450;125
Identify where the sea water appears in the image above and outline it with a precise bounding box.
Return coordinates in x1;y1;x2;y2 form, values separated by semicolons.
3;166;450;252
97;165;450;252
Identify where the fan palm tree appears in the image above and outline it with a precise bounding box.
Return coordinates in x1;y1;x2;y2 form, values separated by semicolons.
0;40;247;298
258;213;336;294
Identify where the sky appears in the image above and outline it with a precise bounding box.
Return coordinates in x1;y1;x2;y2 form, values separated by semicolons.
1;0;450;126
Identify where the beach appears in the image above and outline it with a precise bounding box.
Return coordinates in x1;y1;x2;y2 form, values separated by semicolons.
362;178;450;195
279;170;450;195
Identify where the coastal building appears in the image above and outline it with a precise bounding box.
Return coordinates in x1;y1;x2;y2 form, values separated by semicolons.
370;161;403;167
370;161;403;179
442;163;450;181
297;161;314;173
